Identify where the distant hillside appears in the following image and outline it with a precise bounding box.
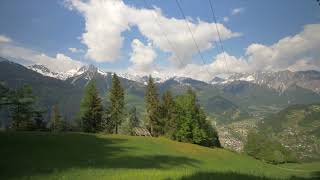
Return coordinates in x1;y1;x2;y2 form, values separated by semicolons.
259;104;320;161
0;60;83;121
204;96;249;123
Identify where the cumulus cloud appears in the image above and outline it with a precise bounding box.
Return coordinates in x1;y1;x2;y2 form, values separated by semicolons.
129;39;157;72
231;8;244;15
0;43;83;72
245;24;320;72
168;52;249;81
65;0;240;64
0;35;12;43
65;0;130;62
136;24;320;81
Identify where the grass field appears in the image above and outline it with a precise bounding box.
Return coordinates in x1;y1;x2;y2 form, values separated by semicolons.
0;132;319;180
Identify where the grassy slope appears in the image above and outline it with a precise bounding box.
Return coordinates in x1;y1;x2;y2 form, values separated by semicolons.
0;132;319;180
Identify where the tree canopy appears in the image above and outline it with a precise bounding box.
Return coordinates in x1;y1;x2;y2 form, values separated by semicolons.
79;80;103;132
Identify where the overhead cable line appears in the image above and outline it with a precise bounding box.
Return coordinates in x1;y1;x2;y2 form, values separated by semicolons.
208;0;230;74
208;0;261;102
142;0;195;77
142;0;186;69
175;0;212;78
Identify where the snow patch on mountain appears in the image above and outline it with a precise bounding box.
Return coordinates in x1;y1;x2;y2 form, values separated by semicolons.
28;64;110;80
28;64;78;80
118;73;172;84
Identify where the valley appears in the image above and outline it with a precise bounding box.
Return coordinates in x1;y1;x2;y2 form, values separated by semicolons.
1;1;320;179
1;58;320;159
1;58;320;179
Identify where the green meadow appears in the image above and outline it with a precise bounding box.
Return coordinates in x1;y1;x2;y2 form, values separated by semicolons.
0;132;319;180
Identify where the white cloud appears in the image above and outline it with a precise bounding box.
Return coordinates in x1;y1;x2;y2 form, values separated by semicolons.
231;8;244;15
245;24;320;72
65;0;130;62
65;0;240;64
288;58;320;72
133;24;320;81
129;8;240;65
129;39;156;69
68;47;84;53
0;43;83;72
0;35;12;43
169;52;249;81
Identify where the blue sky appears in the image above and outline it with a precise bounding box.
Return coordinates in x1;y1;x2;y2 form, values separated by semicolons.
0;0;320;80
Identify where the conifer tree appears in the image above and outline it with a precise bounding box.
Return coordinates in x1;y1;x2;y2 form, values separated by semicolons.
0;82;11;109
79;80;103;132
107;73;125;134
173;89;221;147
34;110;46;130
50;105;64;132
10;85;36;130
160;90;176;137
102;108;114;133
145;76;161;136
128;106;139;135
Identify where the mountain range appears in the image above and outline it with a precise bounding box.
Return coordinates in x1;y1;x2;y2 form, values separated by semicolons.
1;57;320;124
28;59;320;94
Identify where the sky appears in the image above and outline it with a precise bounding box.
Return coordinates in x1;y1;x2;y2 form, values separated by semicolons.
0;0;320;81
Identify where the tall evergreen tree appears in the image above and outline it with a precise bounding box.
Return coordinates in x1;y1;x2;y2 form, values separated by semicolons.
160;90;176;137
10;85;37;130
79;80;103;132
128;106;139;135
0;83;11;129
33;109;46;130
50;105;64;132
0;82;11;109
145;76;161;136
102;108;114;133
107;73;125;134
173;89;221;147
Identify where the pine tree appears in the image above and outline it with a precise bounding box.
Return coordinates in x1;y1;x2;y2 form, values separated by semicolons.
107;73;125;134
173;89;221;147
160;90;176;137
10;85;36;130
102;108;114;133
128;106;139;135
79;80;103;132
50;105;64;132
34;110;46;130
145;76;161;136
0;82;11;109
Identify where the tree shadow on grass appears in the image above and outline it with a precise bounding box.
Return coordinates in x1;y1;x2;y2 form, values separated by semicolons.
290;171;320;180
177;171;320;180
0;132;199;179
177;172;271;180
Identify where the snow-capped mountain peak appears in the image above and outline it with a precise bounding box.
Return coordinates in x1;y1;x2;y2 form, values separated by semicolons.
27;63;320;94
27;63;110;80
118;73;172;84
214;70;320;93
28;64;73;80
